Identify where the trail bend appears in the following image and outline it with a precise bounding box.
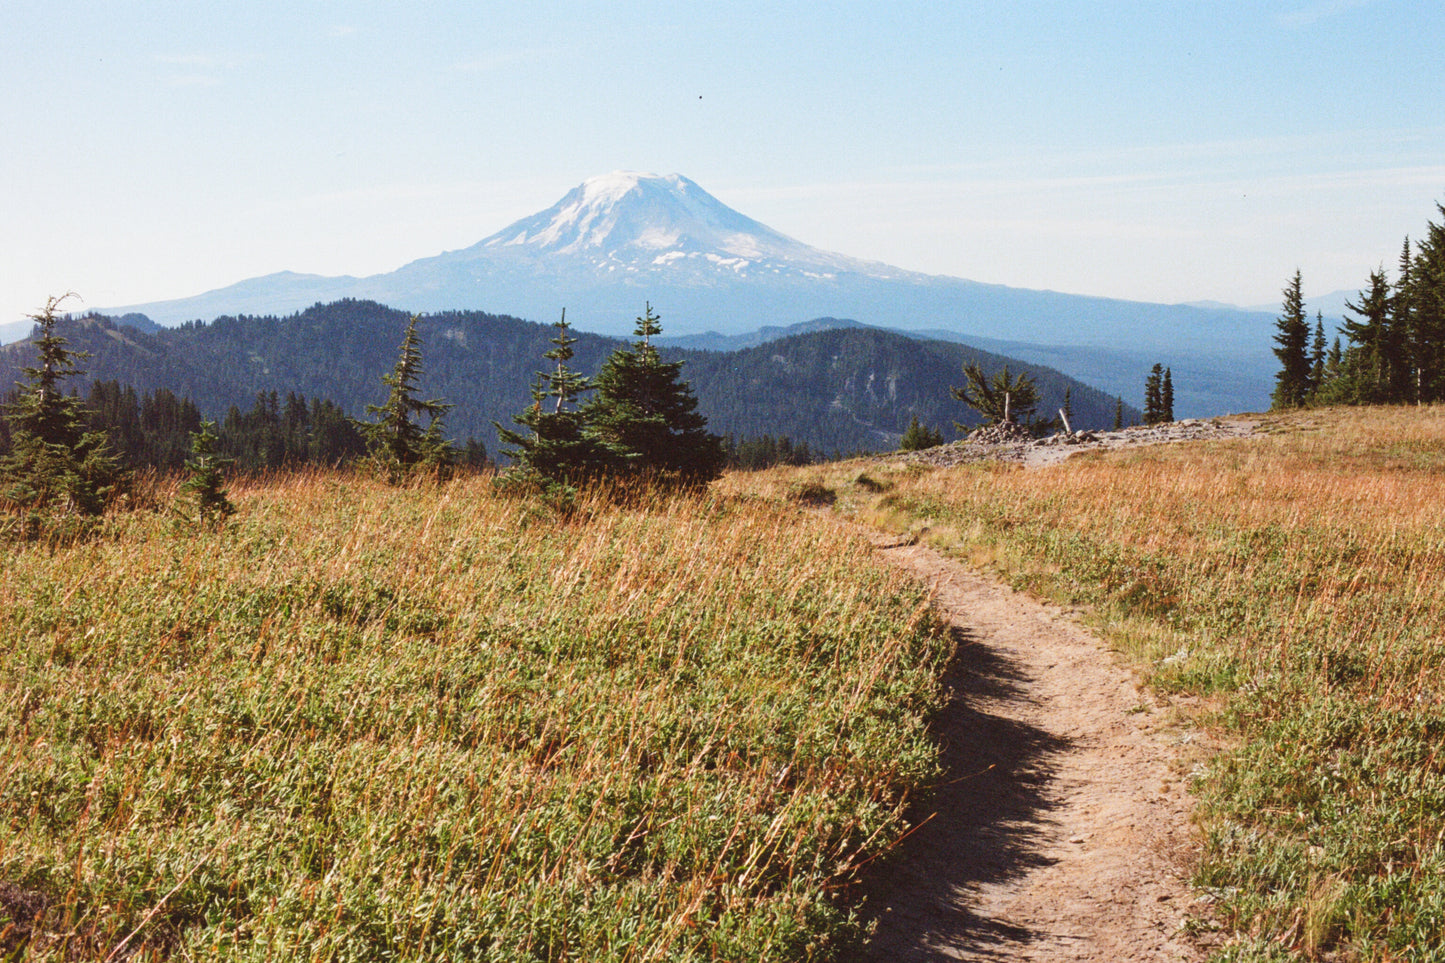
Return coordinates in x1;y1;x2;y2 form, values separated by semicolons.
857;537;1211;962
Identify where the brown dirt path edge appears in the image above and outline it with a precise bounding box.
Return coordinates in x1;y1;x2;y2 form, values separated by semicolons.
853;536;1212;962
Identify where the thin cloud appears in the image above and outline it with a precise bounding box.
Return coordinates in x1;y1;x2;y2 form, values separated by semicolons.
154;50;254;87
742;162;1445;209
165;74;223;89
452;47;565;73
154;52;250;70
1278;0;1373;28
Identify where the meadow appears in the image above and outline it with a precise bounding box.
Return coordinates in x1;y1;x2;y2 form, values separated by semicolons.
734;406;1445;961
0;474;952;961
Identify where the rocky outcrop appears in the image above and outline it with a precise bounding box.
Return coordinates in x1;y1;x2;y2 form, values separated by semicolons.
896;418;1258;469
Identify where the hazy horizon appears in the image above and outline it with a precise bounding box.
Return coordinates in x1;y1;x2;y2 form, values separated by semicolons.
5;2;1443;331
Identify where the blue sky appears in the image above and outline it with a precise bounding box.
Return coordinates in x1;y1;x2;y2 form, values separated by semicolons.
4;0;1443;330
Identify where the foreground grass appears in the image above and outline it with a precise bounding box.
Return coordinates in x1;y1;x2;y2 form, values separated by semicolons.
0;474;951;961
730;407;1445;961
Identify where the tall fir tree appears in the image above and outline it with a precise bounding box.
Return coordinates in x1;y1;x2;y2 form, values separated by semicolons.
1143;364;1164;425
1271;271;1311;409
581;302;725;486
1388;238;1415;402
1;295;127;516
1412;206;1445;403
497;311;624;487
1113;396;1124;430
356;314;455;482
1308;314;1327;399
1161;367;1175;423
1339;267;1393;403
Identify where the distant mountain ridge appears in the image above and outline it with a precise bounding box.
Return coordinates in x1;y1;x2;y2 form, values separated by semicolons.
662;317;1259;419
657;317;879;353
101;171;1278;414
0;301;1136;456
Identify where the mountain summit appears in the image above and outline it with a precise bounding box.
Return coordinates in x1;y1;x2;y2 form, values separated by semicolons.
106;170;932;331
408;170;909;289
481;171;817;264
104;170;1278;414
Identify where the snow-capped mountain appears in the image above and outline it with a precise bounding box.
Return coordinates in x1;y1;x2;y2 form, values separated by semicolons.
451;171;909;283
105;171;1279;414
111;171;930;329
366;170;939;327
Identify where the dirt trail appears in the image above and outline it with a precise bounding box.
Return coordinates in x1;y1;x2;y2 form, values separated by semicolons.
856;537;1210;962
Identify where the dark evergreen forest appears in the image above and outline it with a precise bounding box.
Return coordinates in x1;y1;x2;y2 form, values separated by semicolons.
0;299;1132;467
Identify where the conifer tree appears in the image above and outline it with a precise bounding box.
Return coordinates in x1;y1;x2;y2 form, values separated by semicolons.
357;314;455;482
582;302;724;486
1340;268;1392;402
1390;238;1416;402
1412;206;1445;403
1113;396;1124;430
899;415;944;451
1308;314;1327;398
181;419;236;527
951;363;1040;430
497;311;623;486
1161;367;1175;423
1;295;127;516
1271;271;1311;409
1143;364;1164;425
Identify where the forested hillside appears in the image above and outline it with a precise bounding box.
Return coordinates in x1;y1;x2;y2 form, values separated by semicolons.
0;300;1133;456
678;326;1123;450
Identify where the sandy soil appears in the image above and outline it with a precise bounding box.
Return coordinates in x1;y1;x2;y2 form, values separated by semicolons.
854;537;1214;962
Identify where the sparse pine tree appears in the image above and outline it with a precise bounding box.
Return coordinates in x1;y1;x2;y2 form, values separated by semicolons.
356;314;455;482
1113;396;1124;430
582;302;725;487
1271;271;1311;409
1161;367;1175;423
181;419;236;527
951;363;1040;431
1;295;127;517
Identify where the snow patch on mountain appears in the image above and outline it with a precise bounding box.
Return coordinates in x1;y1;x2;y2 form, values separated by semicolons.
95;168;1278;418
467;171;908;283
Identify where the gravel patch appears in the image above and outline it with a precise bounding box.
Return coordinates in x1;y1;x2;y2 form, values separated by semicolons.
893;418;1260;469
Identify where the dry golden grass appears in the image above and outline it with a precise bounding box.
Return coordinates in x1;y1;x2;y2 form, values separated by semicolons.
746;406;1445;960
1;473;951;961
